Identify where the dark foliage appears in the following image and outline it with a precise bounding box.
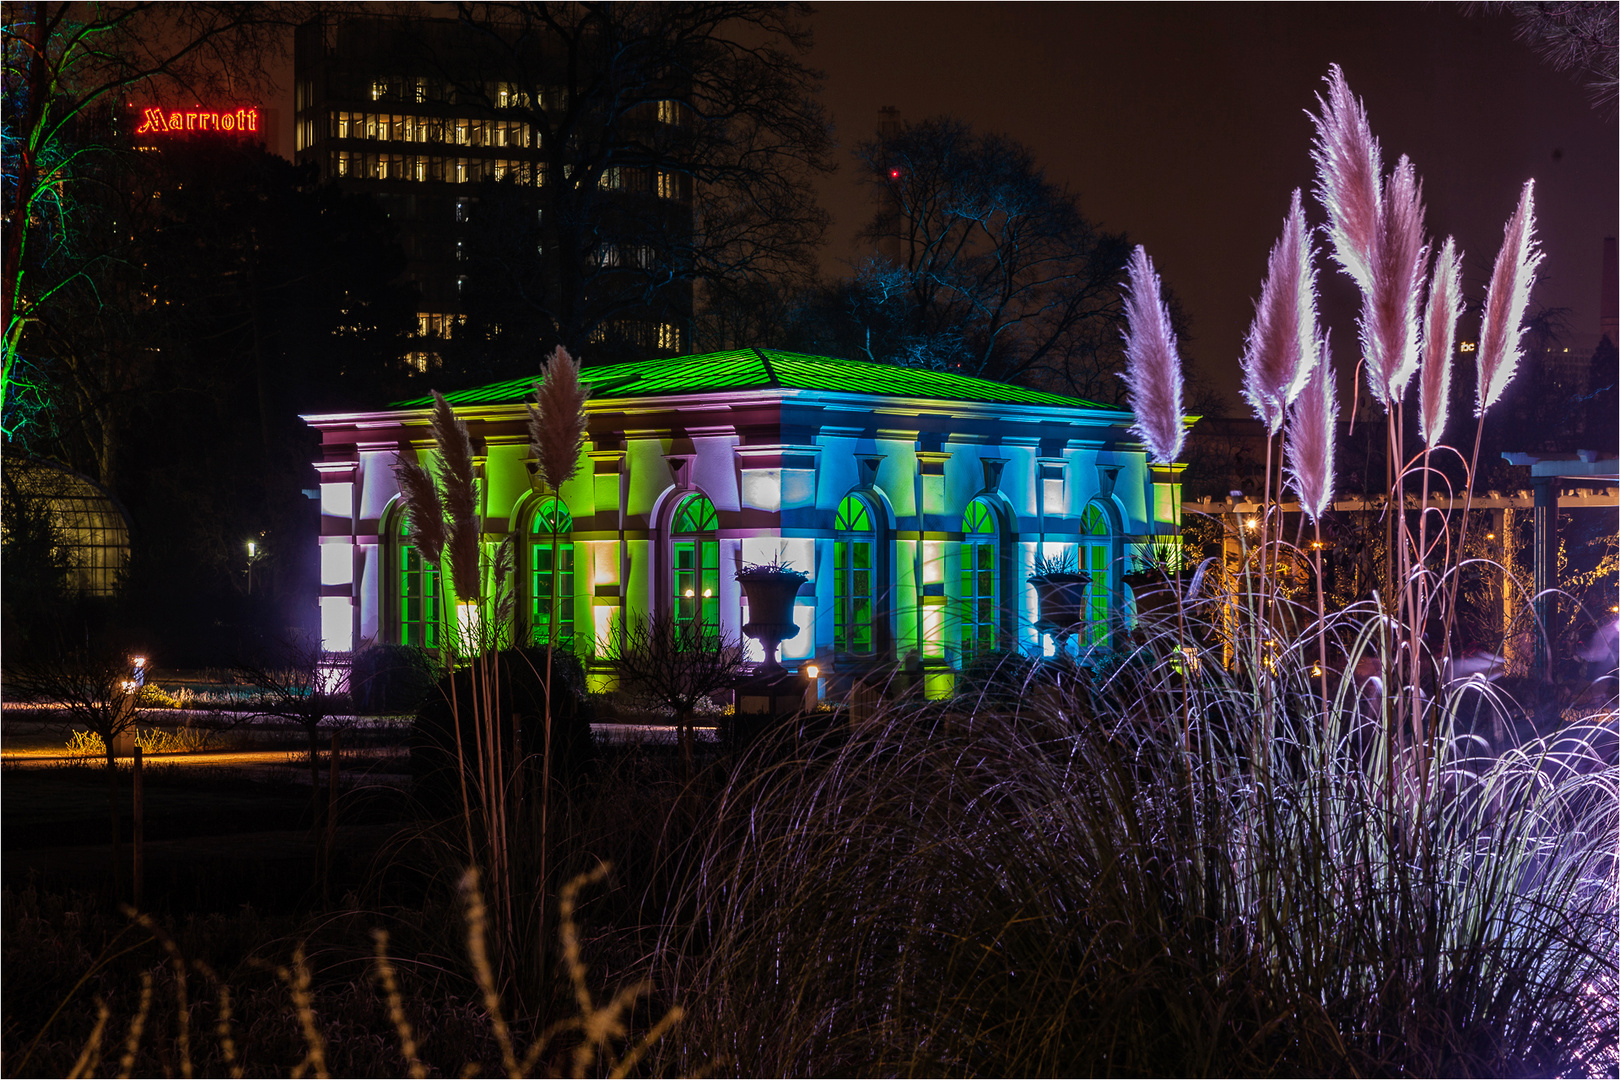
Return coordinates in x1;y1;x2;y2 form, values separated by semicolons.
0;467;75;654
349;643;439;715
15;135;418;663
410;647;596;818
849;116;1133;392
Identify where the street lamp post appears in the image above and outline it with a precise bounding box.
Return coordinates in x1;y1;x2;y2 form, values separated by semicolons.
247;539;262;594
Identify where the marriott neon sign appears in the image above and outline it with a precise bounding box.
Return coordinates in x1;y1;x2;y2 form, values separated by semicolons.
134;106;261;136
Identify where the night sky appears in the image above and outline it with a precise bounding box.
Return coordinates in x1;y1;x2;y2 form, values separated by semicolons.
269;4;1617;410
802;3;1617;408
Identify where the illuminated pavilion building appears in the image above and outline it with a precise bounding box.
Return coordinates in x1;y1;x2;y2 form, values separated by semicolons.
303;349;1185;697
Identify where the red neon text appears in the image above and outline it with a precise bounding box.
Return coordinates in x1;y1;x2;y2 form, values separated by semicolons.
134;106;260;136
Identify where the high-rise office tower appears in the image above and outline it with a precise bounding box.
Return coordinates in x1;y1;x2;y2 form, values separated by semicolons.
293;14;694;371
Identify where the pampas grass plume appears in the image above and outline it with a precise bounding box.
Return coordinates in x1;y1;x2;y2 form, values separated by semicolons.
1310;64;1382;293
1476;180;1543;416
1240;189;1319;433
1286;336;1338;522
1419;236;1463;446
1118;245;1185;463
1363;155;1429;405
430;391;482;604
393;457;447;569
529;346;592;490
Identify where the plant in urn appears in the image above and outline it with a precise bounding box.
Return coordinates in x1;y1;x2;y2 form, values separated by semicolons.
736;556;809;674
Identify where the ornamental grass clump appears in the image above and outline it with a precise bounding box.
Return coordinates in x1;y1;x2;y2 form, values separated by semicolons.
393;389;526;985
21;868;681;1078
663;598;1616;1077
652;63;1614;1078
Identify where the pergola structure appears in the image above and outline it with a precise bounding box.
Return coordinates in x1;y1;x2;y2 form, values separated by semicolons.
1186;458;1620;668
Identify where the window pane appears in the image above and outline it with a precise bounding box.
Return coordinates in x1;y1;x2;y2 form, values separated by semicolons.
399;529;442;649
960;538;998;660
673;493;717;534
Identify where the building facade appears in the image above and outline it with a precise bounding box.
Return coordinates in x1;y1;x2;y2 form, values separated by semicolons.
293;14;694;369
303;349;1184;695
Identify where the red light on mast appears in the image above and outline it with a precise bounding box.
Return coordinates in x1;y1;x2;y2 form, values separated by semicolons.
888;168;901;179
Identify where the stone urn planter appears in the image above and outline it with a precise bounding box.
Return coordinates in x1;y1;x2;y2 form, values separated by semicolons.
736;560;809;674
1029;572;1091;639
1029;549;1092;640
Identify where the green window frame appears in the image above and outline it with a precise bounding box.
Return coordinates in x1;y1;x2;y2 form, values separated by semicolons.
960;500;999;661
834;494;875;654
398;517;443;649
1082;504;1111;647
530;497;574;648
672;493;719;632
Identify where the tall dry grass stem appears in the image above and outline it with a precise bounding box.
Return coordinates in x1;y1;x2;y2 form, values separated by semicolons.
370;929;427;1079
279;947;328;1080
431;390;482;602
116;971;152;1080
126;908;191;1078
1286;339;1338;721
1474;180;1543;417
1285;338;1338;524
1364;154;1429;406
1419;236;1463;448
1242;188;1323;706
65;998;109;1080
1446;180;1543;662
526;344;593;1018
459;867;520;1078
209;977;242;1079
394;457;447;569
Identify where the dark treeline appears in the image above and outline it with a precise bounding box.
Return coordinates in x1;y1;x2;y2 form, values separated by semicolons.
6;133;420;662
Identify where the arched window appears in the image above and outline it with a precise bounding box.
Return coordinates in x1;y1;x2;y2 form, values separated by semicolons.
834;494;876;654
396;516;444;648
1082;503;1112;646
671;493;719;632
529;497;574;648
960;499;999;660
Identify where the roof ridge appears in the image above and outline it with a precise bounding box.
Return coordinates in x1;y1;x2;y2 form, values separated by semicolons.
752;347;780;387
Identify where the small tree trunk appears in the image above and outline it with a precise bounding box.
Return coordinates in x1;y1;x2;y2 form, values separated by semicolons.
678;709;694;778
308;725;323;828
132;746;144;909
325;731;340;899
106;741;121;885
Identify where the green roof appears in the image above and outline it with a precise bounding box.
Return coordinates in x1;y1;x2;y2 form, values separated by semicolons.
390;349;1122;411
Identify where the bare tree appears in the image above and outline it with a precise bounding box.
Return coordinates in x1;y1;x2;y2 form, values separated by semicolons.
609;613;746;772
2;1;297;435
1481;1;1618;116
850;117;1133;392
231;635;351;819
6;639;146;857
